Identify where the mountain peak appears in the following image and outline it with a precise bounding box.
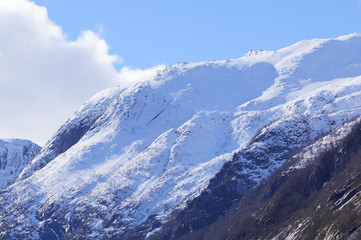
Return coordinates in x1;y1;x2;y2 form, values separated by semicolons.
2;34;361;239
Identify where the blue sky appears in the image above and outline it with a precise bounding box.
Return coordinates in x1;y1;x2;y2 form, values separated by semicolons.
33;0;361;69
1;0;361;145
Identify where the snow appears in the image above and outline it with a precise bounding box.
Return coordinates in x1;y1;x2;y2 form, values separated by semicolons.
19;60;277;230
0;138;40;190
2;33;361;238
286;119;358;172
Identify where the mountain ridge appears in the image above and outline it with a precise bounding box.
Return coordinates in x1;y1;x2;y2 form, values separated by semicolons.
1;33;361;239
0;138;40;190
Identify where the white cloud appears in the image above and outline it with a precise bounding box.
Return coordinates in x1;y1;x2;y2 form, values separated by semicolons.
0;0;155;145
118;65;166;88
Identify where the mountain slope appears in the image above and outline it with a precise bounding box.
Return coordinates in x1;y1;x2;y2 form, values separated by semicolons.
0;139;40;190
187;120;361;240
1;33;361;239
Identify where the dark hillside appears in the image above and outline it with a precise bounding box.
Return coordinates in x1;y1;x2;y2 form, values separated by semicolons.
186;121;361;240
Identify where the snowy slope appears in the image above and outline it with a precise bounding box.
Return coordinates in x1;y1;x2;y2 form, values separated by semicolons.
18;87;124;180
2;33;361;239
0;139;40;190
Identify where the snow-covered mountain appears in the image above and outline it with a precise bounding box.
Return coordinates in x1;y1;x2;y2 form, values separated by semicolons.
2;33;361;239
0;139;40;190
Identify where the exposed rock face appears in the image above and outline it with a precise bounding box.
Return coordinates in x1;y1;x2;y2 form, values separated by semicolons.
2;34;361;239
0;139;40;190
180;121;361;240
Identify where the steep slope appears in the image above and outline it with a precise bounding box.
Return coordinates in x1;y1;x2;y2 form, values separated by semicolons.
18;87;124;180
1;33;361;240
140;34;361;239
0;139;40;190
188;120;361;240
0;61;278;240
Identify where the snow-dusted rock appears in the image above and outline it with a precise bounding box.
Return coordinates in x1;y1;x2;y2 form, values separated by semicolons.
2;33;361;239
0;139;40;190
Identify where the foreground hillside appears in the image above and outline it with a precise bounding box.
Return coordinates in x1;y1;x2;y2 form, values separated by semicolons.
1;34;361;239
178;120;361;240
